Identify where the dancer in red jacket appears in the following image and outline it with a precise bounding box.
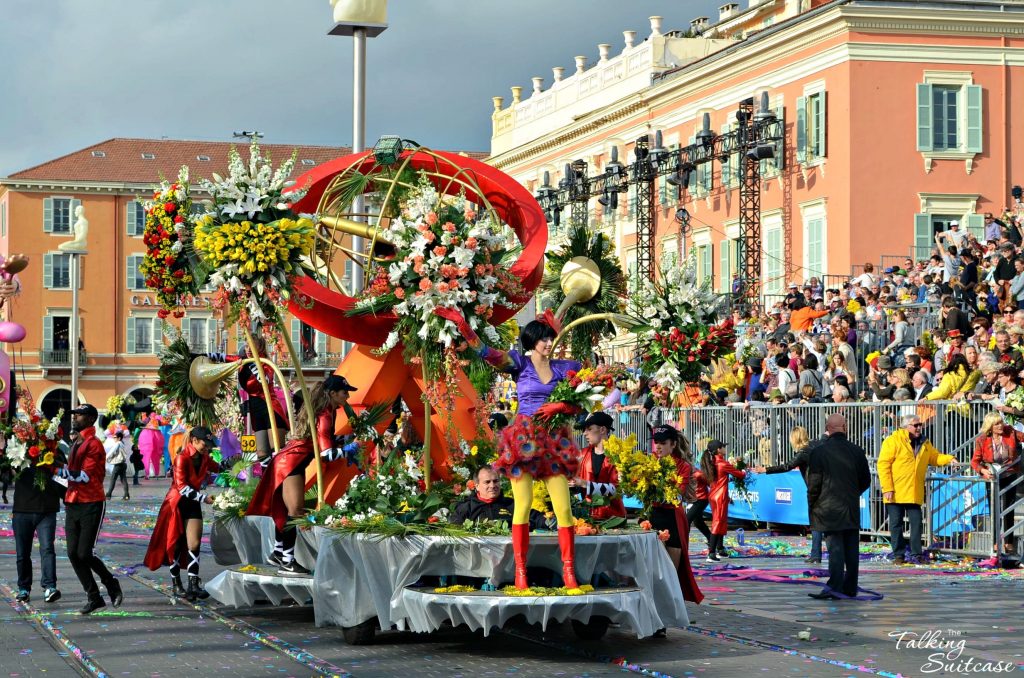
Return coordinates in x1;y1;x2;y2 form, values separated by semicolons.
247;374;357;575
144;426;217;600
700;439;746;562
61;404;123;614
573;412;626;520
648;424;704;614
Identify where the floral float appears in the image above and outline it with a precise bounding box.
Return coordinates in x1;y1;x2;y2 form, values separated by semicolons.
141;167;200;318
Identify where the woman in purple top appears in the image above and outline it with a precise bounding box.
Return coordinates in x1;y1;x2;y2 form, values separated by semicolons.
436;309;581;589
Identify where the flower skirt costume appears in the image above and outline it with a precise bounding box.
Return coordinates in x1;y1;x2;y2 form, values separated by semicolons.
493;414;579;480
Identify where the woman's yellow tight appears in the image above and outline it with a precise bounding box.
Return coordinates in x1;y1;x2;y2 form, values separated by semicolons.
510;474;574;527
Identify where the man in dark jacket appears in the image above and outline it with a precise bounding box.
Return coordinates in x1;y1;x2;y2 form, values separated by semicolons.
450;467;548;530
12;454;66;604
806;414;871;599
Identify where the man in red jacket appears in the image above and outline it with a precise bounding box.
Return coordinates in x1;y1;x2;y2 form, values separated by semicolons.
61;404;122;615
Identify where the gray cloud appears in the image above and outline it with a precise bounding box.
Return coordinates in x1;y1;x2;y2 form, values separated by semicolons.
0;0;725;175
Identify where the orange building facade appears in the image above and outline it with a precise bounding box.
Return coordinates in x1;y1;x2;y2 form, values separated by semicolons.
488;0;1024;313
0;139;354;418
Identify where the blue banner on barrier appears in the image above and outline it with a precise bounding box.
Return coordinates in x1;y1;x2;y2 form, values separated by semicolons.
928;473;990;538
723;472;871;528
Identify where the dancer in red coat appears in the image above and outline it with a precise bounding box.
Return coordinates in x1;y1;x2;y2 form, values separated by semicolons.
247;374;357;575
648;425;704;617
144;426;217;600
700;439;746;562
573;412;626;520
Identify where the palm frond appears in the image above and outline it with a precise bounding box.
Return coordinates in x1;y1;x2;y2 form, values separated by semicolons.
155;329;223;428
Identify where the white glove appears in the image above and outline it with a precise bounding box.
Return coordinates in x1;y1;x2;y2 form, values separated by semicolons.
320;448;344;462
588;481;617;497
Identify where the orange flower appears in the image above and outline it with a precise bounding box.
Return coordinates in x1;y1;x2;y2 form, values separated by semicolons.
657;530;670;542
639;520;652;530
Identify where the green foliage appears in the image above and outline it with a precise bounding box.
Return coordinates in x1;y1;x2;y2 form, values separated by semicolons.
154;326;220;428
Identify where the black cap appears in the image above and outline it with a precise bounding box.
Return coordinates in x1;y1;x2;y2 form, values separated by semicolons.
706;439;727;454
651;425;680;443
189;426;217;446
325;374;358;392
70;403;98;419
579;411;614;432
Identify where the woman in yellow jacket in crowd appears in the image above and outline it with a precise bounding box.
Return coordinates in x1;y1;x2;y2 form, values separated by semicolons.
877;414;960;563
925;353;980;401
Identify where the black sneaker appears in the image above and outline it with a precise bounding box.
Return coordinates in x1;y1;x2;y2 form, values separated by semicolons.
15;590;29;603
80;598;106;615
266;551;284;568
278;560;311;576
705;554;720;563
717;550;730;559
43;588;61;603
107;579;123;608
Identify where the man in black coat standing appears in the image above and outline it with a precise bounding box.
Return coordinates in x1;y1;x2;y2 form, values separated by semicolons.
806;414;871;600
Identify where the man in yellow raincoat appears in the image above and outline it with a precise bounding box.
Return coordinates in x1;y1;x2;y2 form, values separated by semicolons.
877;414;960;564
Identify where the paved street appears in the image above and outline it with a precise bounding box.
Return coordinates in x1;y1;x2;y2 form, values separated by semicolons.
2;481;1022;678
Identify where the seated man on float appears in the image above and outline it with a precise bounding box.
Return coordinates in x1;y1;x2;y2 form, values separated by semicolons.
450;466;549;530
447;466;553;589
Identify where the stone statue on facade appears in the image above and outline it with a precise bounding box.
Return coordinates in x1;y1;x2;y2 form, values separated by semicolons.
58;205;89;252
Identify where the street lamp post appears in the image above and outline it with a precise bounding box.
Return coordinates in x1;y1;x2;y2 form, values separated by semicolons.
329;0;388;295
69;252;83;410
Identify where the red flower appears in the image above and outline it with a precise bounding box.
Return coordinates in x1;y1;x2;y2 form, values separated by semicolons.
173;310;185;318
164;202;176;213
427;516;440;523
28;446;40;459
174;215;184;223
164;256;176;265
157;309;170;319
172;270;185;278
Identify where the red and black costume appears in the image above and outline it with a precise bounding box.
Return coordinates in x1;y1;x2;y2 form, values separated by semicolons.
576;445;625;520
247;407;343;569
649;456;704;604
239;362;288;432
145;443;215;593
64;424;121;609
686;469;712;542
707;453;746;557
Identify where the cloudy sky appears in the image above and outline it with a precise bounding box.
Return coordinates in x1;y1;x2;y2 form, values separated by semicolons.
0;0;726;175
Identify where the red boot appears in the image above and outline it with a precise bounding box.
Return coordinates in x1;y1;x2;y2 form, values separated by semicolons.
558;526;579;589
511;523;530;589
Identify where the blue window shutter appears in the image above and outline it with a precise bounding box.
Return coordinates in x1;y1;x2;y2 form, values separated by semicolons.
43;253;53;288
126;255;137;290
796;96;807;163
126;317;136;354
914;213;932;259
916;83;933;152
316;330;328;357
43;197;54;233
965;84;983;153
966;213;984;240
42;316;53;352
291;319;300;350
816;91;827;158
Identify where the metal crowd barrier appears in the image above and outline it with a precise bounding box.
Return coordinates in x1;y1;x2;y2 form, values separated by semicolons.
604;401;1021;557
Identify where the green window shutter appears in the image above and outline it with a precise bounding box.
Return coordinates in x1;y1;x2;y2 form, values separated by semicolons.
688;135;699;191
965;84;983;153
43;197;54;233
126;317;136;354
342;340;352;359
815;91;827;159
807;219;824;276
965;213;985;240
316;330;328;357
126;255;137;290
207;318;218;353
702;245;713;285
180;318;190;347
720;243;730;292
43;253;53;288
773;104;786;170
291;319;300;354
796;96;807;163
914;213;932;259
627;184;636;218
42;316;53;352
916;83;933;152
127;201;138;236
658;174;667;206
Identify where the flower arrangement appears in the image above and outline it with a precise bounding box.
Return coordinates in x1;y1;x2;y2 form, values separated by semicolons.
627;254;733;405
214;452;259;489
536;364;623;430
193;139;315;332
211;479;261;524
333;451;452;524
603;434;681;516
0;390;63;491
1004;386;1024;426
348;173;522;371
105;394;136;422
141;167;202;318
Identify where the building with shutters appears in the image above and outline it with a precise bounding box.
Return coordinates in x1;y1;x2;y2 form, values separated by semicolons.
488;0;1024;344
0;138;354;420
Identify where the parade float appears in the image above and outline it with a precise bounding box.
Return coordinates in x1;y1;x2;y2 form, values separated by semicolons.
148;140;690;643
